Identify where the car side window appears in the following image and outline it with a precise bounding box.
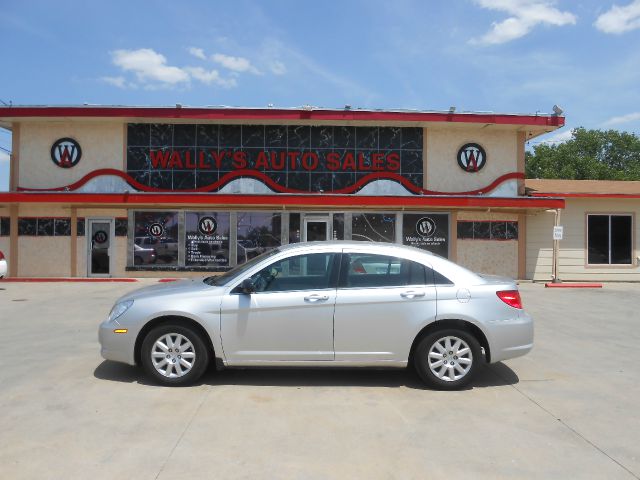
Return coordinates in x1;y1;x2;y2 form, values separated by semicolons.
433;269;454;285
248;253;337;293
340;253;429;288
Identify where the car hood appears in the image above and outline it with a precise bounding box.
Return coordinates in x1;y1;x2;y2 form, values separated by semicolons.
117;278;223;302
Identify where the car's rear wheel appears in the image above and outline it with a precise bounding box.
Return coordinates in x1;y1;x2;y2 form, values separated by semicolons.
141;324;209;386
413;329;482;390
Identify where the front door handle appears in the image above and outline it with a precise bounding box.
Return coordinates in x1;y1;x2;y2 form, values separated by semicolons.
304;294;330;302
400;290;426;299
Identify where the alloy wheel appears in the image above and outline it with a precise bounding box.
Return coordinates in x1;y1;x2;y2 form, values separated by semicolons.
427;335;473;382
151;333;196;378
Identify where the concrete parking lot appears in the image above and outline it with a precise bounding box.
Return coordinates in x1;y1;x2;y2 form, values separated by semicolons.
1;280;639;480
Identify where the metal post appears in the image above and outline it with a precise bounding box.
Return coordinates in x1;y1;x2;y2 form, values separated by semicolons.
552;209;562;283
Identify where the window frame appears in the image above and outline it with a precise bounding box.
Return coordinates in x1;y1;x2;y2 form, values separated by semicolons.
337;252;434;290
232;251;341;294
585;212;635;267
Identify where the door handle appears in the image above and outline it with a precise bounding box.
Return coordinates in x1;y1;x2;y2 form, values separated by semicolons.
400;290;426;299
304;294;330;302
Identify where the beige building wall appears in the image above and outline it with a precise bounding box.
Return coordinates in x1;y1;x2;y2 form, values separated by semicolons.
18;121;125;189
425;128;518;193
0;206;10;269
526;198;640;281
455;211;519;278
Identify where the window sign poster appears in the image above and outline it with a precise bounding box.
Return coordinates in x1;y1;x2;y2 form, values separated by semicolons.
185;212;231;266
402;213;449;257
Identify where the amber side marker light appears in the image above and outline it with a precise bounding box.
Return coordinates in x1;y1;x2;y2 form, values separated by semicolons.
496;290;523;309
113;329;128;334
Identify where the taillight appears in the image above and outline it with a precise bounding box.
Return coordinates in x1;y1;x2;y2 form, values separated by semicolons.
0;251;4;261
496;290;523;309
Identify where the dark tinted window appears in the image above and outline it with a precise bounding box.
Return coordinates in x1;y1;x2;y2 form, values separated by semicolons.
587;214;632;265
340;253;428;288
433;270;454;285
249;253;336;292
611;215;632;264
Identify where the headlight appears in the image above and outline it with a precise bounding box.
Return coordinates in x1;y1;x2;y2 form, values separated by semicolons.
108;300;134;322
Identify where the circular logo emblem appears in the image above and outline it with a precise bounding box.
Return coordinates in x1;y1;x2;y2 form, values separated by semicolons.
457;143;486;172
51;138;82;168
198;216;217;236
416;217;436;237
92;230;108;244
148;223;164;238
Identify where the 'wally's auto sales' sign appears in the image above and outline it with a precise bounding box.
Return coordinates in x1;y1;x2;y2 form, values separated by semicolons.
126;124;423;193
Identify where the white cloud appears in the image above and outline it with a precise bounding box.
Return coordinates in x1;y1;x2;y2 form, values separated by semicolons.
185;67;237;88
269;60;287;75
111;48;190;85
538;129;574;144
595;1;640;34
211;53;261;74
188;47;206;60
603;111;640;126
471;0;577;45
109;48;237;89
101;76;128;88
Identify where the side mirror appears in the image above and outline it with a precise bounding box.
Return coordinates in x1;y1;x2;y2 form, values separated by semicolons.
240;278;256;294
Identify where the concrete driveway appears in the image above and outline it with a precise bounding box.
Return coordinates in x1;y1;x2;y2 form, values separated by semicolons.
1;281;639;480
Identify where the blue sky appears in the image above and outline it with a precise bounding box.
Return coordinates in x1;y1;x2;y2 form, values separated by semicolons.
2;0;640;190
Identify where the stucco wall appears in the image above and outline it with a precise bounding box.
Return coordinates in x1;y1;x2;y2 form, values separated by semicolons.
455;211;519;278
457;240;518;278
18;121;125;189
18;237;71;277
425;128;518;193
526;198;640;281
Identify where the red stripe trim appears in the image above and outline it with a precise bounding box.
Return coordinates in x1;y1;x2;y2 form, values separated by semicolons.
0;277;138;282
0;192;565;209
530;192;640;199
0;106;565;127
17;168;524;196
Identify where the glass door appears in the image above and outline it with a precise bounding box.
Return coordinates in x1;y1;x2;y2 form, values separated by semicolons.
303;217;330;242
87;219;114;277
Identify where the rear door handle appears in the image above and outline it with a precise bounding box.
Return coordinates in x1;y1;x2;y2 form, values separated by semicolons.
304;294;330;302
400;290;426;299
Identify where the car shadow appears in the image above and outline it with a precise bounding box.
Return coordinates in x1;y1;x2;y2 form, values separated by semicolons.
93;360;519;390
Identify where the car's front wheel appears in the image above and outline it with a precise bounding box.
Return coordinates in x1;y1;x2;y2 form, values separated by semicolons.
141;324;209;386
413;329;482;390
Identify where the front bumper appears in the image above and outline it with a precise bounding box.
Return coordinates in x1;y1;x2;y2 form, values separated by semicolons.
98;320;137;365
486;310;534;363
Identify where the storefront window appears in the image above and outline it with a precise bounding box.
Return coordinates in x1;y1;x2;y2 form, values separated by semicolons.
133;211;179;266
185;212;231;267
289;213;301;243
587;214;632;265
351;213;396;243
236;212;282;264
332;213;344;240
402;213;449;257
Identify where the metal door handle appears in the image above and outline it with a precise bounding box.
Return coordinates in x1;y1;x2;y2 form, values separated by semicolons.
400;290;426;298
304;294;329;302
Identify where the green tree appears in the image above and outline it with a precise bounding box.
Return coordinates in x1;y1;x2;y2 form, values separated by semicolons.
525;127;640;180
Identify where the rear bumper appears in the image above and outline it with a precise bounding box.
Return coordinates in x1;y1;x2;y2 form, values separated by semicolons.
486;311;534;363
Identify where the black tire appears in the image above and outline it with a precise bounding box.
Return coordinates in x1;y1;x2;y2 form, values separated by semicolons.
413;328;483;390
141;324;210;386
134;255;143;265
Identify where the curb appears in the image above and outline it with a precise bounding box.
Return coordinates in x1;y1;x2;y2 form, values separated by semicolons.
544;282;603;288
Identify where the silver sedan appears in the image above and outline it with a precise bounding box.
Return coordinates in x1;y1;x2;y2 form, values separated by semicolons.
99;241;533;389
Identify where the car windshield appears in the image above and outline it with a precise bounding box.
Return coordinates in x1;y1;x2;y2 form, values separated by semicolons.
203;248;282;286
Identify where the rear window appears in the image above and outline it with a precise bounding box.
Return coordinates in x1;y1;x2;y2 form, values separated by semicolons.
340;253;428;288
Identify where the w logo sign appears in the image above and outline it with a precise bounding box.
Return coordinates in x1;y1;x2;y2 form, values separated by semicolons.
416;217;436;237
457;143;486;172
198;216;217;236
50;138;82;168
